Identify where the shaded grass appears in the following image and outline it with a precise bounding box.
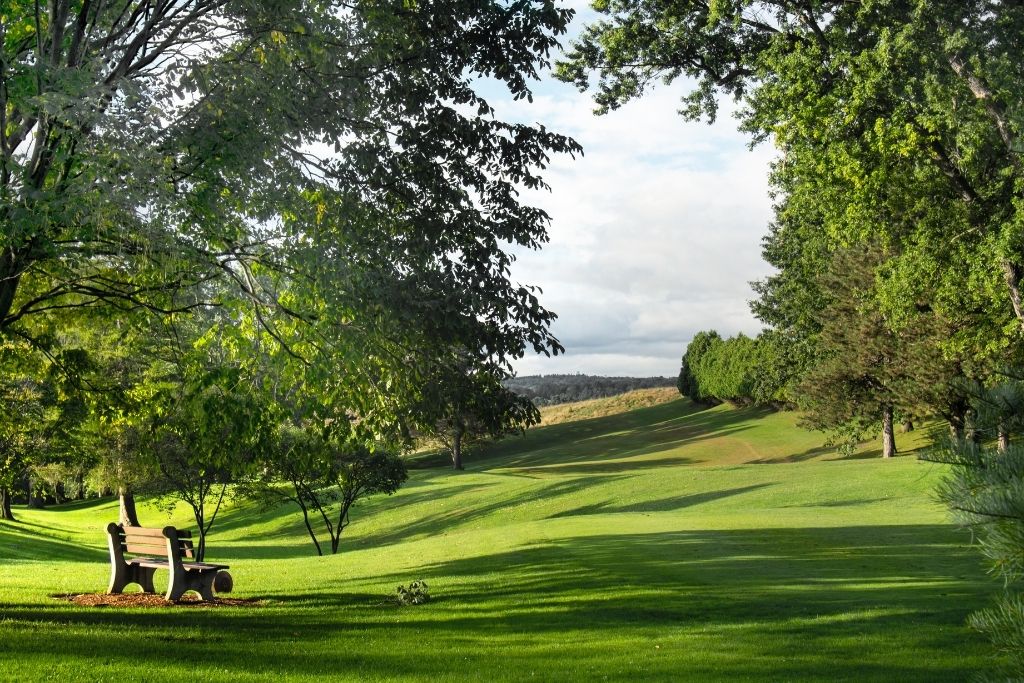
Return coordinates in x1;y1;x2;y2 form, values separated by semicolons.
0;395;998;681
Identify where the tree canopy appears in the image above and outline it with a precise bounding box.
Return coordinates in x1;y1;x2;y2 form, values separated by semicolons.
558;0;1024;347
1;1;578;383
0;2;581;538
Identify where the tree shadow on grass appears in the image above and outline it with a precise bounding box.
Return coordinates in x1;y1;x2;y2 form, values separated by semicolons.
0;521;107;562
462;402;768;473
547;483;773;517
511;455;702;475
2;524;995;681
364;475;629;548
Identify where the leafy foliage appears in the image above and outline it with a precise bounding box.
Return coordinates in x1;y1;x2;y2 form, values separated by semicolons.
395;580;430;606
410;350;540;469
677;331;784;406
243;422;407;556
0;334;89;517
0;2;580;496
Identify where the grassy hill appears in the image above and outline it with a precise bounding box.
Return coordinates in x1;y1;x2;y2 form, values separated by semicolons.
0;393;1000;681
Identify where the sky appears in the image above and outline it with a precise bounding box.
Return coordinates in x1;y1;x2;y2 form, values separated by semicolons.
488;5;779;379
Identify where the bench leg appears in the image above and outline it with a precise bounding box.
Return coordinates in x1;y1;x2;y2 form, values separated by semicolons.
108;563;158;594
194;571;217;602
137;566;157;593
166;568;217;602
108;561;128;595
166;563;186;601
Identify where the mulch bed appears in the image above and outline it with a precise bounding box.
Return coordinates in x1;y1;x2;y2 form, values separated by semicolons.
51;593;266;608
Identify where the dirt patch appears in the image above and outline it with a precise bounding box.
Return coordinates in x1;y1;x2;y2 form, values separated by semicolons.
51;593;266;608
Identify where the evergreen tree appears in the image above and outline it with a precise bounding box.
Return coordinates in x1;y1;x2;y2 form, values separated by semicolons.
926;374;1024;677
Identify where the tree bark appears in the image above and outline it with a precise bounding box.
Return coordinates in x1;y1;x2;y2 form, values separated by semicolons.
119;487;140;527
998;424;1010;453
882;405;897;458
27;478;45;509
0;487;14;521
451;425;464;470
195;509;206;563
1002;261;1024;330
0;250;24;327
949;422;963;442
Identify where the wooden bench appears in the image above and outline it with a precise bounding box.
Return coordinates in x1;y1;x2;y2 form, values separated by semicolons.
106;523;229;601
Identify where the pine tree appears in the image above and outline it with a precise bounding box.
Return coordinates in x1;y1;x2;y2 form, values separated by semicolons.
925;374;1024;677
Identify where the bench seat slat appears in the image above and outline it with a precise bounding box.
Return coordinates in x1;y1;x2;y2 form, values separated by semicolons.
121;540;194;557
184;562;230;571
128;558;170;569
125;558;228;571
121;527;191;540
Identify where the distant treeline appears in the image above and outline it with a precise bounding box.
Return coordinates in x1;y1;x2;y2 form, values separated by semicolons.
505;374;675;406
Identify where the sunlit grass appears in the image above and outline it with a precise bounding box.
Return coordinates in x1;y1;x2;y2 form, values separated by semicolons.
0;395;998;681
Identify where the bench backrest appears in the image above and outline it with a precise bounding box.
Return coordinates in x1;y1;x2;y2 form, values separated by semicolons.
107;524;194;561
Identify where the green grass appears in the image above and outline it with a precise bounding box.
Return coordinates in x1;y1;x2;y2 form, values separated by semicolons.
0;396;1001;681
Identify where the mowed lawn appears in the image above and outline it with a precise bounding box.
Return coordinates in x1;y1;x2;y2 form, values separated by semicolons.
0;394;1001;681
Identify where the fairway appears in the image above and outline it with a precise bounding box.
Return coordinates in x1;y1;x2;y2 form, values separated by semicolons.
0;395;998;681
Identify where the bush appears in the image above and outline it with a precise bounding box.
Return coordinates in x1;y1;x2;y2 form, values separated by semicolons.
395;581;430;606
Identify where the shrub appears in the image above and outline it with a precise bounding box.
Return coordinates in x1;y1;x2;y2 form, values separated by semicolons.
395;581;430;606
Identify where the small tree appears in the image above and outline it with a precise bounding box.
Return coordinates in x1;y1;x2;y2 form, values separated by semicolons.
677;331;723;404
85;421;159;527
244;427;407;556
0;379;45;521
412;353;540;470
795;247;907;457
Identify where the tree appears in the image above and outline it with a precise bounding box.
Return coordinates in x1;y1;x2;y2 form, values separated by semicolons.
0;333;87;520
677;330;722;404
558;0;1024;352
925;374;1024;677
85;421;157;527
411;351;540;470
677;330;784;406
1;2;577;444
145;364;268;562
125;310;272;561
793;247;908;457
244;427;407;556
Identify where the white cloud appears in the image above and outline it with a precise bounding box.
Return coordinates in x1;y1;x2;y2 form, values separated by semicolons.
483;43;777;378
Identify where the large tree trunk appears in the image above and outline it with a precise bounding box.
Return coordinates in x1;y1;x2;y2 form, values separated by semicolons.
0;487;14;521
881;405;897;458
119;487;140;527
451;426;464;471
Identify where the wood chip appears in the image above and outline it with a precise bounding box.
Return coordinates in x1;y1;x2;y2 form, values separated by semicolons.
51;593;265;608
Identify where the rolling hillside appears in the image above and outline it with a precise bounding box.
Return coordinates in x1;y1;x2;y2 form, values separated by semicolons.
0;393;999;681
